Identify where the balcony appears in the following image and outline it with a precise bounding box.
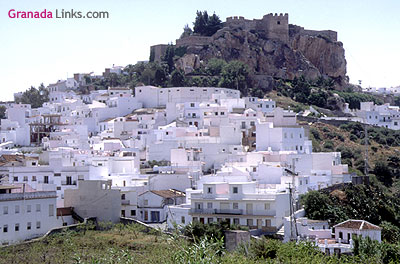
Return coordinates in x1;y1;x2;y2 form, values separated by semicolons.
61;181;77;186
189;208;276;216
190;208;215;214
121;200;130;205
245;210;276;216
0;191;57;201
215;209;243;215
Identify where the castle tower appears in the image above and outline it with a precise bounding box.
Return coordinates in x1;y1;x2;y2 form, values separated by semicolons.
260;13;289;43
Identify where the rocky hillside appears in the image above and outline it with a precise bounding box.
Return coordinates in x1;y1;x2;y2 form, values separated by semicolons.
176;22;347;90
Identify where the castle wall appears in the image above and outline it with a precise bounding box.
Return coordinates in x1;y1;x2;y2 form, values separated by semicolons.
262;13;289;43
302;29;337;42
225;16;257;31
289;24;337;42
150;44;169;62
176;36;212;47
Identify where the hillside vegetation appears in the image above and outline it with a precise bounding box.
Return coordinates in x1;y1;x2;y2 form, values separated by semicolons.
0;222;397;264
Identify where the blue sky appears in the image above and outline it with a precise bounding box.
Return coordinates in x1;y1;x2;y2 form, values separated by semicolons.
0;0;399;101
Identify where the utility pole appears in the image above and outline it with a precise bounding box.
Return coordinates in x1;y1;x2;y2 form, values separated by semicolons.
287;182;298;240
287;182;294;240
364;124;368;176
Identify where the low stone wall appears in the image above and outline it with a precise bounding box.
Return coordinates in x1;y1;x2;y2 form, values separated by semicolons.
176;36;212;47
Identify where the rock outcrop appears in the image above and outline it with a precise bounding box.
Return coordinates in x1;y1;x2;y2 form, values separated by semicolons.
173;15;348;90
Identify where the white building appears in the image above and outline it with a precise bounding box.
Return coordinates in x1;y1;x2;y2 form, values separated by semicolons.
0;185;59;245
189;182;289;233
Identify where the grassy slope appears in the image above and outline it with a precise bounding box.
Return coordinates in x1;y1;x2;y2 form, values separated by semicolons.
306;122;400;170
0;225;381;264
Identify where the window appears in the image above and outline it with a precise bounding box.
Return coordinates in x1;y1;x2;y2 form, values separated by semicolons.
13;176;18;182
44;176;49;184
23;176;28;182
181;216;185;224
264;203;270;210
49;204;54;217
36;221;41;229
3;225;8;233
15;205;19;214
121;194;126;200
232;187;238;194
32;176;37;181
207;202;213;209
233;203;239;209
15;223;19;232
247;219;253;226
207;187;212;194
27;222;31;230
233;218;240;225
190;103;195;107
144;200;148;206
27;205;31;213
3;206;8;215
220;112;224;115
54;173;61;177
121;210;125;217
131;210;136;216
192;217;198;222
36;204;41;212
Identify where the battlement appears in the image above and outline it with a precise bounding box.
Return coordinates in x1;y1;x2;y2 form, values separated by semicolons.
264;13;289;18
226;16;246;22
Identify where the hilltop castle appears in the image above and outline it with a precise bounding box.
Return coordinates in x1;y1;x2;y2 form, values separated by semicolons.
169;13;338;51
150;12;346;88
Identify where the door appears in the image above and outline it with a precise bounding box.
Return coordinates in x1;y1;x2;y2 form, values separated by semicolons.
257;219;262;229
151;211;160;222
144;211;148;221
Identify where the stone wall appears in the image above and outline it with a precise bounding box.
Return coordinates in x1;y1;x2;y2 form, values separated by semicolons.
225;13;289;43
176;36;212;47
224;230;250;252
289;24;338;42
150;44;169;63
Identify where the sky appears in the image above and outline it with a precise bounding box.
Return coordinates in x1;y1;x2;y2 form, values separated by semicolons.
0;0;399;101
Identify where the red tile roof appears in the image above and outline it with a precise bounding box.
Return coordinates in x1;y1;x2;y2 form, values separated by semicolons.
334;220;381;230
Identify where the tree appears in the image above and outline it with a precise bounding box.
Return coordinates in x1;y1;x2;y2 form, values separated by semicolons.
0;105;6;119
218;60;250;95
193;11;208;36
193;11;222;36
206;58;227;76
206;13;222;36
162;44;175;74
373;160;393;187
180;24;193;39
300;191;332;220
15;84;49;108
170;70;186;87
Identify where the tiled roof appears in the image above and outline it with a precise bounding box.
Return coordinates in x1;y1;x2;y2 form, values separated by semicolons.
334;220;381;230
149;189;186;198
